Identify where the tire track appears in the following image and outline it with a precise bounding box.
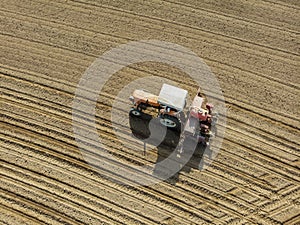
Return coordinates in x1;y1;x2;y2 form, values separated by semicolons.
0;108;296;217
0;107;282;221
68;0;299;56
164;0;299;34
1;112;294;223
1;9;298;91
0;42;87;74
221;137;299;183
168;0;300;32
1;35;299;98
1;81;298;183
224;124;299;165
226;115;299;156
1;7;296;79
1;118;234;222
0;145;226;224
0;93;276;206
0;158;191;225
2;60;299;131
226;106;299;148
4;59;297;135
0;189;81;225
0;172;153;225
0;203;44;225
0;177;116;225
1;0;298;224
0;10;298;90
4;68;298;153
1;2;299;62
0;36;90;68
1;35;299;93
1;74;298;172
2;93;299;185
0;115;282;212
261;0;300;10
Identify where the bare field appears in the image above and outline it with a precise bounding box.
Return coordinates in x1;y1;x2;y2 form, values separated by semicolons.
1;0;299;224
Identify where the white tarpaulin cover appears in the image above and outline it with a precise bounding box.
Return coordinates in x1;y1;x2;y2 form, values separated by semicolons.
158;84;188;111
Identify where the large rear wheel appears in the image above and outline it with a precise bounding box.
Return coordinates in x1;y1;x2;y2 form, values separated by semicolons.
159;115;180;131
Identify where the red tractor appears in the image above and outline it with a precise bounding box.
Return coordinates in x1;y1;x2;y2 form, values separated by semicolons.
129;84;217;146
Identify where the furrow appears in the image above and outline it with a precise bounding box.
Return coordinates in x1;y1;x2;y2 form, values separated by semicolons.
0;157;190;225
164;0;299;33
226;111;299;152
1;66;299;135
0;144;225;224
226;117;299;157
0;189;81;225
0;124;288;224
221;132;300;182
0;202;44;225
261;0;300;10
0;176;118;225
1;1;298;70
2;84;299;186
69;0;299;56
0;115;290;224
1;75;296;163
1;21;299;91
1;92;298;189
1;92;282;209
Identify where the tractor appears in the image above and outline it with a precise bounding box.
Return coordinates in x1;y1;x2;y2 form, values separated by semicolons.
129;84;217;146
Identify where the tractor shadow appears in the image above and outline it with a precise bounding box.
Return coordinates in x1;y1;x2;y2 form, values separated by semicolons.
129;112;212;185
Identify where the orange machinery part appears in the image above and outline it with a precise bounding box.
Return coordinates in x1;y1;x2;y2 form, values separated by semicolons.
132;90;161;108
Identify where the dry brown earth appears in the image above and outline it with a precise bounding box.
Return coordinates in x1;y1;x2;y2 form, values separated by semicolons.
1;0;299;224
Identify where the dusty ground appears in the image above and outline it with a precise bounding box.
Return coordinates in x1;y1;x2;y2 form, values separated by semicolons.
1;0;299;224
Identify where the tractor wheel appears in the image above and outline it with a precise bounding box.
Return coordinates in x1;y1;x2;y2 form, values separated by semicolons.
159;115;180;131
129;109;141;117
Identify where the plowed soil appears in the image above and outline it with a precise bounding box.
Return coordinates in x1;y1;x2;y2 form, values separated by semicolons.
1;0;299;224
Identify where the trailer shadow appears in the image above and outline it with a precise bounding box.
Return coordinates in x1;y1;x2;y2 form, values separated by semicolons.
129;112;212;185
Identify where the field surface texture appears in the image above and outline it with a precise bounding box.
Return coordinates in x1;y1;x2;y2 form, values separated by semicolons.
1;0;299;224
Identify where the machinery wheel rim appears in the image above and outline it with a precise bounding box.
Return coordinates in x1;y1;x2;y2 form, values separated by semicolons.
131;110;141;116
160;118;177;128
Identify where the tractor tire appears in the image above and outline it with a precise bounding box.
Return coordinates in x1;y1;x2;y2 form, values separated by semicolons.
159;115;181;132
129;109;142;117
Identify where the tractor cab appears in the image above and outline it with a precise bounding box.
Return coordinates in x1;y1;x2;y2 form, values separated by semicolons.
157;84;188;113
157;84;188;130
